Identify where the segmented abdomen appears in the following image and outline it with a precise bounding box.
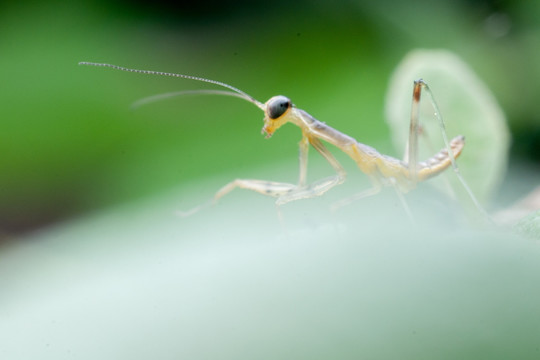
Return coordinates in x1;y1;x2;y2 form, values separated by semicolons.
417;135;465;181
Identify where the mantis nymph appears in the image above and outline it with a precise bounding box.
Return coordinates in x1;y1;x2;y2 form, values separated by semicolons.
80;62;484;218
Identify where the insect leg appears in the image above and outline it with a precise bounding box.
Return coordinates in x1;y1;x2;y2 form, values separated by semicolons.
214;179;296;201
417;80;488;217
210;134;311;204
186;134;345;211
329;181;382;212
405;80;423;185
275;137;346;205
177;179;297;217
298;136;309;187
389;178;415;223
176;179;296;217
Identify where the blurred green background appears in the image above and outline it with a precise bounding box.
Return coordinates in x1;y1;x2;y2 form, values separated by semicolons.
2;2;540;359
1;0;539;237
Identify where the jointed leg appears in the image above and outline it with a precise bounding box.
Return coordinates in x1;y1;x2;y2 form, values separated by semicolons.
330;175;414;223
330;184;382;212
389;178;414;224
177;179;297;217
298;136;309;187
211;135;346;207
418;80;488;217
214;179;296;202
274;136;346;205
404;79;423;184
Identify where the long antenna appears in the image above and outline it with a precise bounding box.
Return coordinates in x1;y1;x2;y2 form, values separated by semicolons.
131;90;253;109
421;81;489;220
78;62;265;110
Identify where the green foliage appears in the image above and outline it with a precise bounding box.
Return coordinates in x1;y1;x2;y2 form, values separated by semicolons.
385;49;510;208
515;210;540;240
2;2;540;357
1;1;539;232
2;186;540;359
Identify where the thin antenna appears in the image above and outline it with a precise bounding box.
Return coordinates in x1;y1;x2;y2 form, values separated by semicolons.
131;90;253;109
78;62;265;110
422;81;489;219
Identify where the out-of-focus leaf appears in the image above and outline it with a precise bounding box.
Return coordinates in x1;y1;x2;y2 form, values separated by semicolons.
385;50;510;208
1;180;540;360
493;186;540;226
514;209;540;240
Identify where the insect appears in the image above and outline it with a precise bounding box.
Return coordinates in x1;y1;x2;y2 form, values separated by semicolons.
79;62;484;218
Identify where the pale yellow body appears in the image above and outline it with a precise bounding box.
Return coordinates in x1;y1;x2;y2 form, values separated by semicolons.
249;94;464;207
286;107;464;194
79;62;475;214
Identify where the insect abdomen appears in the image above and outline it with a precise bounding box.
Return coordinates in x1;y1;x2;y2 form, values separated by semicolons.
417;135;465;181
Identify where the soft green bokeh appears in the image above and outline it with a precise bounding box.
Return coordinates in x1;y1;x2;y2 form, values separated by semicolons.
2;1;540;358
1;0;538;233
2;183;540;360
515;209;540;240
385;49;510;209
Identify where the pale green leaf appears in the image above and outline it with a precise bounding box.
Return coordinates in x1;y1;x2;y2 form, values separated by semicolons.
385;50;510;208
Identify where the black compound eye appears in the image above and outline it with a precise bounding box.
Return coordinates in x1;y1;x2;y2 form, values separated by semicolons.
268;96;292;119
